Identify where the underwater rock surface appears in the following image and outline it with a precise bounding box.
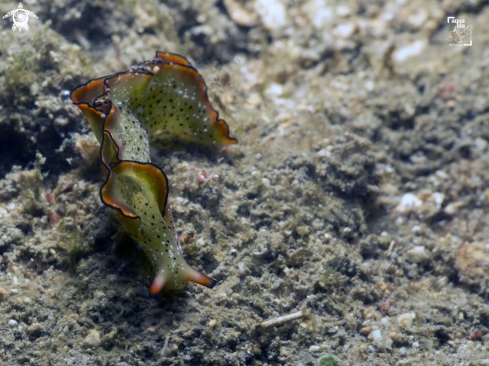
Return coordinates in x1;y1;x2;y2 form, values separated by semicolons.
0;0;489;365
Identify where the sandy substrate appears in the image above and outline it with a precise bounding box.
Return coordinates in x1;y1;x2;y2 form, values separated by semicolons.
0;0;489;365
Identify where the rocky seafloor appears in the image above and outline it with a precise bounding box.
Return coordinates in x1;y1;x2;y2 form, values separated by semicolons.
0;0;489;365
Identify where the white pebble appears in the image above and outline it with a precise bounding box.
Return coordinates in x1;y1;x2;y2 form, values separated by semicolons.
474;137;488;152
10;289;18;294
395;193;422;214
264;83;283;97
83;329;101;347
8;319;17;327
308;345;320;352
393;40;427;62
333;23;356;39
431;192;444;206
12;276;18;285
302;0;332;28
254;0;286;31
208;319;217;328
197;238;205;246
372;329;382;341
336;5;351;17
411;225;421;233
406;246;430;263
407;8;427;27
412;341;419;348
444;201;463;215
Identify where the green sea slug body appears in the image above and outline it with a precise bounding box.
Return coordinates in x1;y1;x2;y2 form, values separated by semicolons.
71;51;237;294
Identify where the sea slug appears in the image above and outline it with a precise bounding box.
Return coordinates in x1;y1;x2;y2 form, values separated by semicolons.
71;51;237;294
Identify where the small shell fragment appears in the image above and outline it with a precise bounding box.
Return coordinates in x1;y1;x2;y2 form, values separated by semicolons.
397;313;414;329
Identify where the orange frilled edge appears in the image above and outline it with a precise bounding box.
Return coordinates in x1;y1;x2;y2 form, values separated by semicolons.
70;51;237;219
